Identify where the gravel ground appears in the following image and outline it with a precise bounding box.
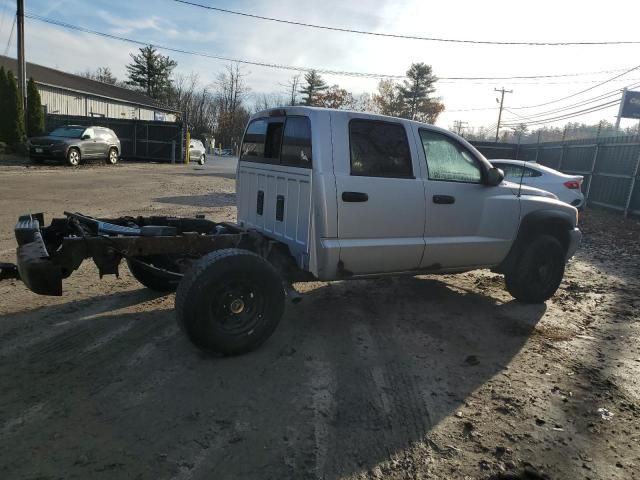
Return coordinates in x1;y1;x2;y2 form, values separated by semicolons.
0;160;638;480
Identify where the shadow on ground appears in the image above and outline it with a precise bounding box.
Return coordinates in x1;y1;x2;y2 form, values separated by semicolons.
0;275;547;479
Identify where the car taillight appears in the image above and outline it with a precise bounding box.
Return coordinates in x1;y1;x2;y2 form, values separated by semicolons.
564;180;581;189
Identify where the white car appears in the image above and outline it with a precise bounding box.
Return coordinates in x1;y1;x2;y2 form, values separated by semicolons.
489;159;584;208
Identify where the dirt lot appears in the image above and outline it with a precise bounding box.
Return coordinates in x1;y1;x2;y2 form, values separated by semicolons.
0;160;639;480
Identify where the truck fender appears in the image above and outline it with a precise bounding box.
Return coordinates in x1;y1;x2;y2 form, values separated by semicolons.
495;209;575;274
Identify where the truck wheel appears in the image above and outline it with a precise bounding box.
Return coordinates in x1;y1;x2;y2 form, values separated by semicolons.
106;147;119;165
175;248;285;355
67;148;81;167
127;256;180;293
504;234;566;303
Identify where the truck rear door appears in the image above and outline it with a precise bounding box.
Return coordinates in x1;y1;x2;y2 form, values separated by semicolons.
332;113;427;275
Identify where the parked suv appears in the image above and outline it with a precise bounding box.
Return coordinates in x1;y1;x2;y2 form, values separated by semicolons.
29;125;121;166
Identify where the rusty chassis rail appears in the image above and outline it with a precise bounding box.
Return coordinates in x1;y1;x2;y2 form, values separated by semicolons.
13;212;248;296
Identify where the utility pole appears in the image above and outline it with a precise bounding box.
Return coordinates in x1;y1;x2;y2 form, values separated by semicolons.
16;0;27;125
453;120;468;136
494;87;513;142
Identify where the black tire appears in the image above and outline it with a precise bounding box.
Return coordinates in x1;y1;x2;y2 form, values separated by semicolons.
504;234;566;303
175;248;285;355
106;147;119;165
67;147;81;167
127;256;181;293
198;154;205;165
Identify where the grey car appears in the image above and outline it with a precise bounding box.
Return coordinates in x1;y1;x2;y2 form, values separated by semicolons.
29;125;121;167
189;138;206;165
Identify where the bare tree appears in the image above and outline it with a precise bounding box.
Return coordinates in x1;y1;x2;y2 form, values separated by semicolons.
281;74;301;106
215;64;251;150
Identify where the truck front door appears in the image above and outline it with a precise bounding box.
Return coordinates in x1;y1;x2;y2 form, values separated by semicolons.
333;114;426;275
416;128;520;269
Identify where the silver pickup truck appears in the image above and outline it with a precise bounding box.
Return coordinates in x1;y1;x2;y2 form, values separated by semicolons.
1;107;581;356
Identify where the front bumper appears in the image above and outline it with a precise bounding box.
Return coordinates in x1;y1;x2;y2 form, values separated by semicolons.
566;227;582;261
29;146;66;158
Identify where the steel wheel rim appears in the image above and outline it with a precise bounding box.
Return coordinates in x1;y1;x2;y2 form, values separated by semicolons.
209;281;265;335
109;150;117;164
69;151;79;165
533;250;559;285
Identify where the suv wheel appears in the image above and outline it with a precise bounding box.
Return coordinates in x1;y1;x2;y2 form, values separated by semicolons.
176;249;285;355
504;234;566;303
198;154;205;165
67;148;81;167
106;147;119;165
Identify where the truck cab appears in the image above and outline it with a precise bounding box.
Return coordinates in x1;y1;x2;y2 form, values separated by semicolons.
236;107;580;281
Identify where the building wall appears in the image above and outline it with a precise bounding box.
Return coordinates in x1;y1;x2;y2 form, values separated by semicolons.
37;84;176;122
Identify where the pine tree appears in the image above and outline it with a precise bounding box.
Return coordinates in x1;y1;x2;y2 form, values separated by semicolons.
299;70;328;106
397;63;438;120
126;45;177;101
0;67;8;143
26;77;45;137
6;72;25;146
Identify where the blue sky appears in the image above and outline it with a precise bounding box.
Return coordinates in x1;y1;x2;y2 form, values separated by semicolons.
0;0;639;131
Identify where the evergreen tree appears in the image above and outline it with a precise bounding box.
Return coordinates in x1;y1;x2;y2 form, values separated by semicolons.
0;67;8;143
299;70;328;106
26;77;45;137
397;62;439;121
126;45;177;101
5;72;25;146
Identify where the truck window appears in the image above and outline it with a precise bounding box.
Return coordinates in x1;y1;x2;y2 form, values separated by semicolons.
264;123;284;159
349;119;413;178
241;119;267;158
281;117;312;168
419;130;482;183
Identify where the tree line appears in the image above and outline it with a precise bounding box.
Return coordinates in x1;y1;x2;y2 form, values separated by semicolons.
465;120;640;144
0;66;44;151
81;46;445;150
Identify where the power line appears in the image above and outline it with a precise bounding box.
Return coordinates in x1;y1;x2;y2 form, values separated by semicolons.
509;63;640;109
27;14;633;84
501;82;640;122
172;0;640;46
446;79;640;113
501;100;620;127
3;14;15;56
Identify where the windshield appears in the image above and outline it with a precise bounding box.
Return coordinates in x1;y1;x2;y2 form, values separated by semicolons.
49;127;85;138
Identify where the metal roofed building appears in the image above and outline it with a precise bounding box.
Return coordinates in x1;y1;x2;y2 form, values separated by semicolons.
0;55;178;122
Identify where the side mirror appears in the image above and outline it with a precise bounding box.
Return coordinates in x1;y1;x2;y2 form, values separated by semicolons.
81;134;90;140
486;167;504;186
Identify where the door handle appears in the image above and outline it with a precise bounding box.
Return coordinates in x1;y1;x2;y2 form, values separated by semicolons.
342;192;368;202
433;195;455;204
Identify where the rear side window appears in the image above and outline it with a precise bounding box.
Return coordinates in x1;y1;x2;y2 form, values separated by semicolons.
240;116;312;168
349;119;413;178
281;117;312;167
241;119;267;158
494;163;541;178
